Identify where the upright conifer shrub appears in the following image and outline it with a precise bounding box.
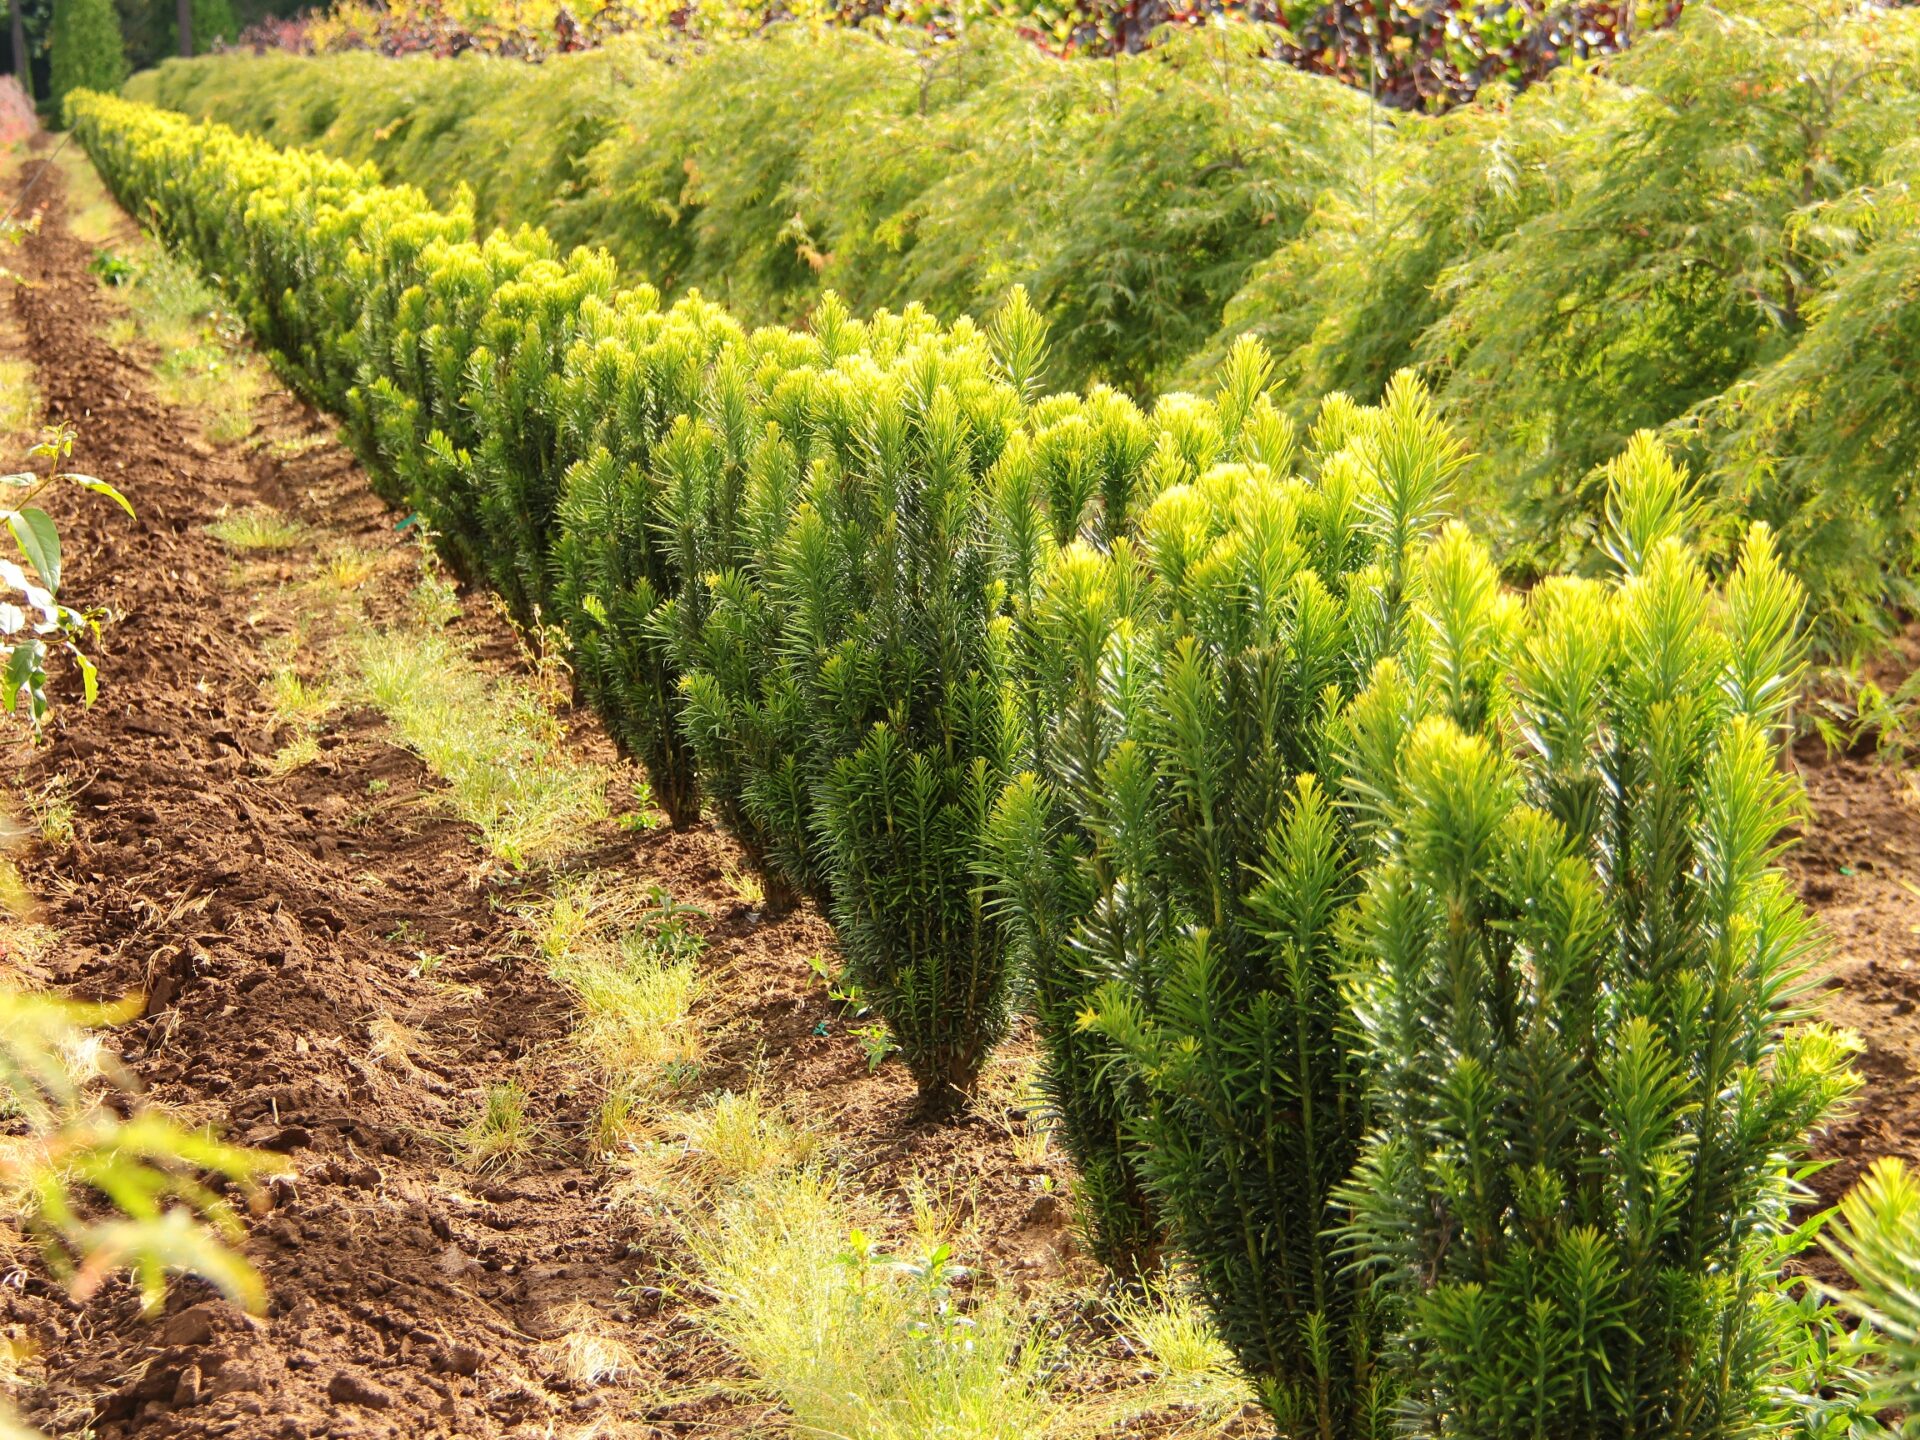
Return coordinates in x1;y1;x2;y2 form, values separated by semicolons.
1340;437;1861;1437
464;245;618;623
547;288;746;828
350;224;529;536
664;297;1036;1110
990;363;1458;1427
1827;1159;1920;1414
655;384;821;908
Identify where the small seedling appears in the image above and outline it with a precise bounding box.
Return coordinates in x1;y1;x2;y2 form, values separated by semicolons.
807;952;870;1014
320;549;378;591
851;1023;897;1074
0;424;135;724
408;573;461;629
89;249;133;286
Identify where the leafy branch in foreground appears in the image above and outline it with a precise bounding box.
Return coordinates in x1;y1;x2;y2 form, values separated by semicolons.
0;424;134;723
5;999;269;1313
0;284;260;1440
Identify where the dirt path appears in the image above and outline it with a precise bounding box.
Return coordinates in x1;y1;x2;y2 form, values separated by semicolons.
3;128;1919;1440
1794;749;1920;1215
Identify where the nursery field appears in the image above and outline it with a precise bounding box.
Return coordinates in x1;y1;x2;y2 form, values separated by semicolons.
16;2;1920;1438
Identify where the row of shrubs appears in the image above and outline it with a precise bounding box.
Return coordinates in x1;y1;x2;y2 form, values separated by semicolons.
127;0;1920;655
120;25;1384;397
70;88;1875;1437
239;0;1646;108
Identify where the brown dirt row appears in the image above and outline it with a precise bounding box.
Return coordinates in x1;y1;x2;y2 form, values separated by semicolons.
0;126;1914;1440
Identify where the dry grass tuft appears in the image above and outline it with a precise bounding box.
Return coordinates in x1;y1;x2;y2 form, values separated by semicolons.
354;628;609;866
461;1080;535;1173
692;1169;1059;1440
367;1014;430;1076
0;360;36;437
265;734;320;778
262;666;334;727
537;1306;641;1387
208;506;306;553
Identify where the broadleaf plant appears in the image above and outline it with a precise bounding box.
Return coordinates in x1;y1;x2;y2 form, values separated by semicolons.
0;424;134;722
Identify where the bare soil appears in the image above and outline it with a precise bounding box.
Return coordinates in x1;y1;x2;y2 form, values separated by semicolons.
0;130;1915;1440
1792;747;1920;1215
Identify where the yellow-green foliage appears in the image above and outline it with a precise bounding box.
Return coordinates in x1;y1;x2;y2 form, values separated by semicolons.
1203;0;1920;652
692;1169;1059;1440
121;2;1920;651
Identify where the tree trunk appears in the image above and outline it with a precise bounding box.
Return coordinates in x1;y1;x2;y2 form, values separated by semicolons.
176;0;191;56
10;1;30;101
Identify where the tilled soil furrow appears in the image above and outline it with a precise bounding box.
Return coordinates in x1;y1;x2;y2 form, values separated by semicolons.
2;136;1067;1440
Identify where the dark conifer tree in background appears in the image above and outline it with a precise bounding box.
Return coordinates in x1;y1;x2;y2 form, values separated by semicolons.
48;0;125;111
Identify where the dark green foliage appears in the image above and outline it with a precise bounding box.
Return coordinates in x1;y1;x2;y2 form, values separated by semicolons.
658;396;822;910
159;0;234;52
48;0;125;112
465;245;617;622
1079;374;1455;1436
70;93;1046;1108
989;362;1458;1430
662;299;1034;1111
981;373;1170;1272
1340;438;1861;1437
550;289;743;828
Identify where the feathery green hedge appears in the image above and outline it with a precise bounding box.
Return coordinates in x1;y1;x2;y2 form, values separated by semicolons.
123;3;1920;656
70;90;1864;1436
1205;0;1920;654
123;26;1383;398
